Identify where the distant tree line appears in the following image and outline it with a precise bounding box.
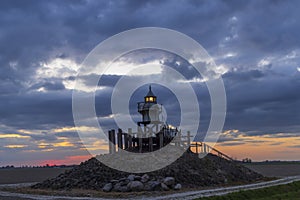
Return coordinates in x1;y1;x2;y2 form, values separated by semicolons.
0;164;77;169
242;158;252;163
0;165;15;169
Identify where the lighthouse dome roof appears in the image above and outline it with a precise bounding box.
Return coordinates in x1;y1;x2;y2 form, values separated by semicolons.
145;85;156;97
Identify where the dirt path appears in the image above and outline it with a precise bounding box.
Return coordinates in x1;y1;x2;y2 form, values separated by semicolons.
1;176;300;200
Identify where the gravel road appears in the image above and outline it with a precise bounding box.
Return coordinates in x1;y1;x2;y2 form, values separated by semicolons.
1;176;300;200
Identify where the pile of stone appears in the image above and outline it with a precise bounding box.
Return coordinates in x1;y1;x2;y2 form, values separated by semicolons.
102;174;181;192
32;150;263;191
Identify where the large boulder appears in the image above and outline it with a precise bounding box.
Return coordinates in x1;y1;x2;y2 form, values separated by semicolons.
161;183;169;191
134;175;141;181
141;174;150;183
127;181;144;191
144;180;161;191
174;183;182;190
113;183;129;192
163;177;175;186
127;174;135;181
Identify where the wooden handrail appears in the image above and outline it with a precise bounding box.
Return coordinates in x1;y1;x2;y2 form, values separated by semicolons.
190;142;234;161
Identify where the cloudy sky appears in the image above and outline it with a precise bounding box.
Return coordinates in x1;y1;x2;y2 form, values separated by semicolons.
1;0;300;166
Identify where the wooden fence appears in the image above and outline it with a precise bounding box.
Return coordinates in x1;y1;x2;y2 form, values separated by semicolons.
107;128;234;161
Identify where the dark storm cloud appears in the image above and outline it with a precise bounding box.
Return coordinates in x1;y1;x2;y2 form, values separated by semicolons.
218;142;246;147
82;74;121;88
0;0;300;152
55;131;79;138
0;0;277;88
270;142;284;146
30;81;66;91
236;1;300;53
0;91;74;130
288;145;300;148
160;55;202;81
223;70;265;82
30;131;57;141
223;69;300;135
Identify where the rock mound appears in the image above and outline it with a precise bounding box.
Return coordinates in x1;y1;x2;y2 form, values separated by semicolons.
100;175;180;192
32;150;263;191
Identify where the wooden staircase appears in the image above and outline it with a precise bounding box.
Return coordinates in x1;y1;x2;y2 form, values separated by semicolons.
189;142;234;161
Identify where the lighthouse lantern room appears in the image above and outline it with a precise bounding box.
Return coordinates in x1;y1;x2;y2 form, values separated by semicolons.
137;85;161;126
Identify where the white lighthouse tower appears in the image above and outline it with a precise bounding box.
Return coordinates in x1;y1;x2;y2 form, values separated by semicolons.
137;85;162;126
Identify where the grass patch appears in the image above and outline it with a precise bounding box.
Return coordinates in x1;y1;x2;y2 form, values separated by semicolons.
0;178;275;199
197;181;300;200
0;186;196;199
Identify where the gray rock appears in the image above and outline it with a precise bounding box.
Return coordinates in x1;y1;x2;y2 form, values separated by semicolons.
145;180;161;191
161;183;169;191
163;177;175;186
143;183;152;191
119;177;127;181
127;174;135;181
127;181;144;191
141;174;150;183
117;185;129;192
110;179;119;184
134;175;141;181
113;182;128;192
119;179;130;186
102;183;112;192
174;183;182;190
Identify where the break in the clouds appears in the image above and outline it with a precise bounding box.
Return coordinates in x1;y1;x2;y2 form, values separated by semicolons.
0;0;300;165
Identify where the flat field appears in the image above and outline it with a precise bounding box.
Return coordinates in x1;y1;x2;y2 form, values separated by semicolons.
0;168;70;184
244;162;300;177
1;162;300;185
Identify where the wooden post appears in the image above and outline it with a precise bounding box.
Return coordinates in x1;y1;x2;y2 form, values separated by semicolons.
149;126;153;152
117;128;123;150
159;132;163;149
144;125;147;151
206;144;210;153
128;128;132;149
196;142;199;154
178;130;182;146
149;137;153;151
187;131;191;147
111;129;116;153
124;133;128;150
108;130;112;154
175;129;180;146
138;126;142;153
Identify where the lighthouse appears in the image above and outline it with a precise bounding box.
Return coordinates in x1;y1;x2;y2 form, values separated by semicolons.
108;85;179;153
137;85;162;126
